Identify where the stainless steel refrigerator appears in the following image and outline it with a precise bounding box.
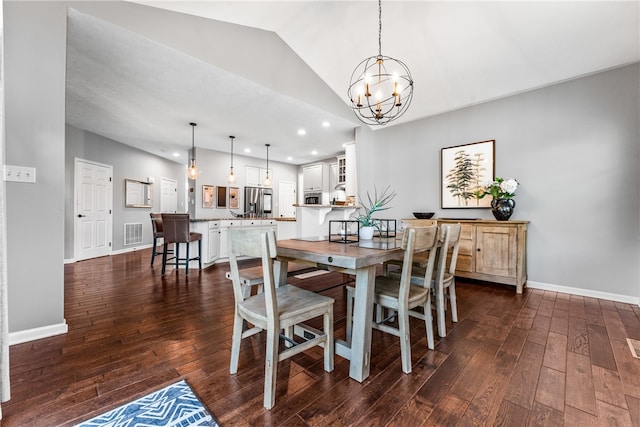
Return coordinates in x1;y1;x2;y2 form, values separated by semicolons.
244;186;273;217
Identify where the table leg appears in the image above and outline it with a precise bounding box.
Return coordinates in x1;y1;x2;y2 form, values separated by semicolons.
348;265;376;382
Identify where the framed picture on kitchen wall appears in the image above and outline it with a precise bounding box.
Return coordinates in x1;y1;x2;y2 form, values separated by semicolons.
229;187;239;209
202;185;214;208
441;140;495;209
216;186;227;209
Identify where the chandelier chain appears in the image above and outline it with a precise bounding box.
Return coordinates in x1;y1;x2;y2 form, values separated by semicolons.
378;0;382;57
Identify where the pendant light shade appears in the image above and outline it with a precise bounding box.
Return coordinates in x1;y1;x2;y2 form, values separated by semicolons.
347;0;414;125
227;135;236;184
186;122;201;180
263;144;271;186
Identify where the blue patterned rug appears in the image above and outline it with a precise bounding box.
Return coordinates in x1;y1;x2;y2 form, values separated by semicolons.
75;379;219;426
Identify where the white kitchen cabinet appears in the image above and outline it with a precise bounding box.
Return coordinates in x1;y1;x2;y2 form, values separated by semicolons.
246;165;273;187
303;163;329;192
329;163;338;201
218;219;242;259
336;155;346;184
207;221;219;262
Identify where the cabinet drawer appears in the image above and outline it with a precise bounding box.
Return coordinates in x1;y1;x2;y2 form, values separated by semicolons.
208;221;219;229
220;220;239;228
460;224;474;240
455;254;473;273
458;239;474;256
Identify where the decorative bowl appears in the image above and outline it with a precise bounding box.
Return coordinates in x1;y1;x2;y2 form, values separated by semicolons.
413;212;435;219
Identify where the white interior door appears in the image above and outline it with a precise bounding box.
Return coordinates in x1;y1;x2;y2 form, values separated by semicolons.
160;177;178;213
74;158;113;261
278;181;296;218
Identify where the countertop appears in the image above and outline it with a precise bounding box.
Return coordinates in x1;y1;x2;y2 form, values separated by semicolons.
293;204;357;208
190;217;296;222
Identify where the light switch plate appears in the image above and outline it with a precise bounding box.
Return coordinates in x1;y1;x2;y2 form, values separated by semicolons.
4;165;36;183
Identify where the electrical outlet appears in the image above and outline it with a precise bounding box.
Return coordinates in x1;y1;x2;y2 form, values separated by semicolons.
4;165;36;183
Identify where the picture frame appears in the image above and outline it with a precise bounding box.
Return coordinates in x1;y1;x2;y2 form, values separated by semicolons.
441;140;495;209
229;187;239;209
202;185;214;208
216;186;228;209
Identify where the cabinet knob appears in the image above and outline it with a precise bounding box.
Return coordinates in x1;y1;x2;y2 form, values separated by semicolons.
477;248;481;252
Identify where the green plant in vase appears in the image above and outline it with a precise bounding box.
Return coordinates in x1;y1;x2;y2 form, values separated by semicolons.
474;177;519;220
354;186;396;239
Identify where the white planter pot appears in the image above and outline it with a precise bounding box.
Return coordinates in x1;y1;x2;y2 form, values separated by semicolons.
359;226;375;240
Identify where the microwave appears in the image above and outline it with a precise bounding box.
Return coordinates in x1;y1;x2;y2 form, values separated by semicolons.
304;192;322;205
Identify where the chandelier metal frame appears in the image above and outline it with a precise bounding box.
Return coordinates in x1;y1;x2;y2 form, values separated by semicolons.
347;0;414;126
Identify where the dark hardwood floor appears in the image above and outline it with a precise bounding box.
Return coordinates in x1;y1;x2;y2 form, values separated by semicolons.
3;248;640;426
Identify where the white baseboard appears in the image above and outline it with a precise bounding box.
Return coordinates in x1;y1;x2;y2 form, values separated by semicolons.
9;321;68;346
111;243;153;256
527;280;640;306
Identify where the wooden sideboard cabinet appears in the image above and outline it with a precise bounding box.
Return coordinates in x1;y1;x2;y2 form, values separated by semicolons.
436;219;529;293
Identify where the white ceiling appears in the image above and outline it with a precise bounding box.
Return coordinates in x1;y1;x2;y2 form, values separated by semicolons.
65;1;639;165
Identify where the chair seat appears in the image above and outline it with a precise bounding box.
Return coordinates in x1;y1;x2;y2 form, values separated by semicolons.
189;232;202;242
238;284;334;329
373;276;430;306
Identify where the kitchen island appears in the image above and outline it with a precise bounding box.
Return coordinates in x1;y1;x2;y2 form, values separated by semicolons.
188;217;295;268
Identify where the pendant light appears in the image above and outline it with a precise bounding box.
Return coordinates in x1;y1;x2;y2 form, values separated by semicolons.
227;135;236;184
263;144;271;186
347;0;414;125
186;122;201;179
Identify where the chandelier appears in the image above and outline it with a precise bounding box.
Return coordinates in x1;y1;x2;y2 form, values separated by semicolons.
347;0;414;125
186;122;201;179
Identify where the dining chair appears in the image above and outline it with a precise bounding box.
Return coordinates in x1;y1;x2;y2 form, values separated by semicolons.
405;223;462;338
346;225;439;373
228;228;334;409
160;213;202;275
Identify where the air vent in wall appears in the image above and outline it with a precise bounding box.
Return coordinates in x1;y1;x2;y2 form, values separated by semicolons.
124;223;143;245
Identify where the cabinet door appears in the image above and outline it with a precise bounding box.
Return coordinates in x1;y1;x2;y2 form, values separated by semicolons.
219;228;229;259
475;226;517;278
303;165;321;191
246;166;261;187
208;228;219;260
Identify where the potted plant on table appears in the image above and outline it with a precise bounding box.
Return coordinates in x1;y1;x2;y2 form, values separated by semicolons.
354;186;396;239
474;177;519;220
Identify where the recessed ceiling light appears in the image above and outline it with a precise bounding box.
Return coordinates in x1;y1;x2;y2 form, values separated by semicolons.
311;150;318;155
244;148;251;153
298;129;306;136
342;143;347;148
172;152;180;157
322;121;330;127
287;156;293;161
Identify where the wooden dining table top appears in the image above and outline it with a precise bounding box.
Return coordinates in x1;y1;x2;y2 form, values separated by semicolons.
276;236;405;271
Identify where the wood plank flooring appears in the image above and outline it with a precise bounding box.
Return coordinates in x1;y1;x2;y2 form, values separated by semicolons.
2;249;640;426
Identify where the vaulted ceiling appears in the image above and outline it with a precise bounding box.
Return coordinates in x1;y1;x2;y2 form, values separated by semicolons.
65;1;639;165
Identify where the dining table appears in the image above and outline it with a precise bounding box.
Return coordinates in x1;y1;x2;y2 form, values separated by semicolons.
275;235;404;382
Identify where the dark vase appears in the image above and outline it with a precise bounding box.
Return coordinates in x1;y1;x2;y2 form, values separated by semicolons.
491;198;516;221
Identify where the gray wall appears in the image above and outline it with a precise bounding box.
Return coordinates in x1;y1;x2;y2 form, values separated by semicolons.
65;125;188;258
4;2;67;332
359;64;640;299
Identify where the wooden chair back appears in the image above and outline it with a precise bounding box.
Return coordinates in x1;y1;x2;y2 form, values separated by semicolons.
397;225;439;301
434;223;462;286
228;228;278;317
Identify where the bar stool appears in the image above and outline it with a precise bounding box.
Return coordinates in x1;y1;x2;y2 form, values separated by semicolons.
150;213;170;265
160;213;202;274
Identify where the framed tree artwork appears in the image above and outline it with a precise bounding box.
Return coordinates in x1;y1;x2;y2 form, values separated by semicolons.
441;140;495;209
202;185;214;208
216;186;227;209
229;187;239;209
